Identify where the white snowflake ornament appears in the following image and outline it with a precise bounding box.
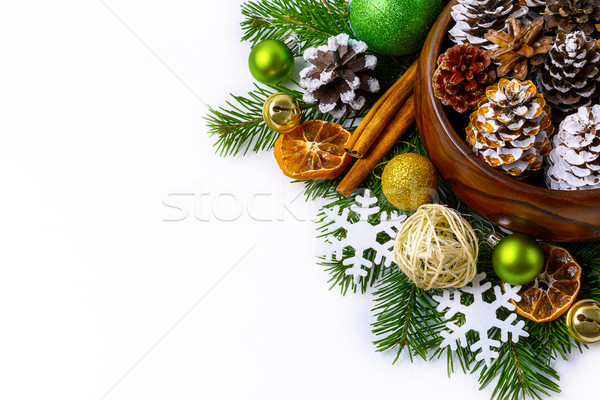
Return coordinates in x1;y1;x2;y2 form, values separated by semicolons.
319;190;406;283
433;272;529;366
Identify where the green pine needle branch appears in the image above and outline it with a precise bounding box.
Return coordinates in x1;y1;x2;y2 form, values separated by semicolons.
241;0;353;55
371;269;447;361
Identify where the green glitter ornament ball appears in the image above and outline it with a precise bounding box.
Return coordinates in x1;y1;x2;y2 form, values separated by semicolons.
348;0;442;56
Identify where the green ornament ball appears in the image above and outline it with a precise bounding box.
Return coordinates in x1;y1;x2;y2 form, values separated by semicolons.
248;39;294;85
348;0;442;56
492;233;544;285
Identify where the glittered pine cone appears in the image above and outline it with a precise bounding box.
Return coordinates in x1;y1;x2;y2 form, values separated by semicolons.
535;31;600;119
449;0;528;49
299;34;379;119
544;0;600;35
546;105;600;190
433;44;497;113
466;78;555;178
485;16;553;80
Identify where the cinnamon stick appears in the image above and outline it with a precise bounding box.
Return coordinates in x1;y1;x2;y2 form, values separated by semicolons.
337;95;416;197
345;60;418;158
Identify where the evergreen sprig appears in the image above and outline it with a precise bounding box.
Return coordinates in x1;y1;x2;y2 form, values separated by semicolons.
241;0;352;55
372;270;447;361
476;332;562;400
205;84;279;156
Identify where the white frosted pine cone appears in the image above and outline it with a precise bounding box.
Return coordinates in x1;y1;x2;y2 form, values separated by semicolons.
299;34;379;119
546;105;600;190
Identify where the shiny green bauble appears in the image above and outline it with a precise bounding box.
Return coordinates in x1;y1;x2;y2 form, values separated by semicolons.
248;40;294;85
492;233;544;285
348;0;442;56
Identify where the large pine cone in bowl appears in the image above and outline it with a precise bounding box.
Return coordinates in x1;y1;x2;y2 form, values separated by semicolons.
415;0;600;241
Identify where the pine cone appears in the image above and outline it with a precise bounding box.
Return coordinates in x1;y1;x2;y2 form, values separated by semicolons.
299;34;379;119
485;16;553;80
449;0;528;49
535;31;600;119
546;106;600;189
432;44;497;113
466;78;555;178
519;0;546;6
544;0;600;35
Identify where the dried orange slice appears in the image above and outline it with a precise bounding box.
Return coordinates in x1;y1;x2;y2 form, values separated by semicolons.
274;120;352;180
509;243;581;323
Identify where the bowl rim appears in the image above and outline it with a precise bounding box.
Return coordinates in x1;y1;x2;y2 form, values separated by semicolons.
426;0;600;200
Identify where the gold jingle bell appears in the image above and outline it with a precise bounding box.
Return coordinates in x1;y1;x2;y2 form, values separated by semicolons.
263;93;302;134
566;299;600;344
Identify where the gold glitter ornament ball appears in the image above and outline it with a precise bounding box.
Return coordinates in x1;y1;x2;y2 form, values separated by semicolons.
263;93;302;134
381;153;439;211
348;0;442;56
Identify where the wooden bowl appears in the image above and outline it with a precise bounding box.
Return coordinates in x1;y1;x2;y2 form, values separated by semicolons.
415;0;600;242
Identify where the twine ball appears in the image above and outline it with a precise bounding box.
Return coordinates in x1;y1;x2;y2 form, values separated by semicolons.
394;204;478;290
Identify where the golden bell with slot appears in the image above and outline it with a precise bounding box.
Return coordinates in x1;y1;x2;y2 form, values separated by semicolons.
262;92;302;134
566;299;600;344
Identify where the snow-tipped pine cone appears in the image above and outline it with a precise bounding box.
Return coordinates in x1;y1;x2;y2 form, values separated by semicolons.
466;78;555;178
299;34;379;119
536;30;600;119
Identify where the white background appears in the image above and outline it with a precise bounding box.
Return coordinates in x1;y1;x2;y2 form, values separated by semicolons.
0;1;597;399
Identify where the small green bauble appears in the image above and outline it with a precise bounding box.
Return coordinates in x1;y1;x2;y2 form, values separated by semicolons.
492;233;544;285
381;153;438;211
248;39;294;85
348;0;442;56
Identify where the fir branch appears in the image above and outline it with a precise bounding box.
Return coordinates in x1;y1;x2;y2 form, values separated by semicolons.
476;331;561;400
241;0;352;54
205;84;278;156
525;318;581;362
372;269;447;361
